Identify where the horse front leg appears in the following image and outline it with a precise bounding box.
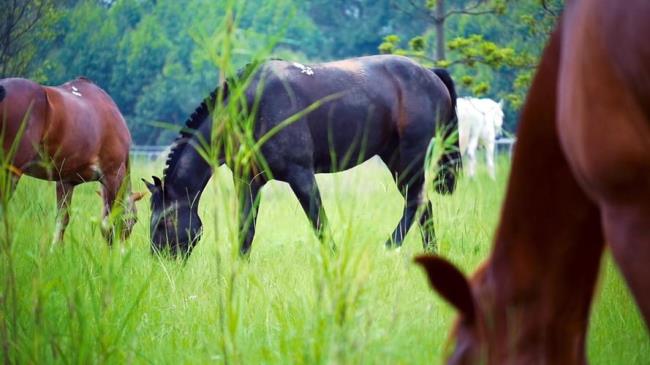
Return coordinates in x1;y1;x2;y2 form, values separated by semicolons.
284;165;329;243
237;174;264;256
465;136;479;178
53;182;74;245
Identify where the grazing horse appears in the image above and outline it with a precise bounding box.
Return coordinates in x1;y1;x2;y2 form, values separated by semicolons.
144;55;461;257
0;77;143;243
416;1;650;364
457;97;504;179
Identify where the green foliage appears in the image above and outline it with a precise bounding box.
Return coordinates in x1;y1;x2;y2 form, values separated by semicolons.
11;0;431;144
303;0;422;59
0;0;62;79
380;0;563;131
13;0;424;144
409;36;427;52
10;0;562;140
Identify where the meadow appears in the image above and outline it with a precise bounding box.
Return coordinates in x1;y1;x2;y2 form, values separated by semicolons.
1;156;648;364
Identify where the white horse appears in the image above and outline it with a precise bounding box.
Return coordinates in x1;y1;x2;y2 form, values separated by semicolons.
457;97;505;179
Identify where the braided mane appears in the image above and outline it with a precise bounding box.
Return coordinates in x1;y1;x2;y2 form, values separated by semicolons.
162;83;227;179
161;61;265;180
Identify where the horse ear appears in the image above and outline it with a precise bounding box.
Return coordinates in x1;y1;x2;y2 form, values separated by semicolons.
131;191;146;202
498;99;504;108
142;178;157;193
414;255;476;323
152;176;162;187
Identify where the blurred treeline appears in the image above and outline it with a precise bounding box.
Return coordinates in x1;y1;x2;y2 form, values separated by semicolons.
1;0;560;144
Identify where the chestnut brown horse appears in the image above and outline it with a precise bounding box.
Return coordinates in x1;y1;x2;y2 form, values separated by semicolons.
416;1;650;364
0;77;143;243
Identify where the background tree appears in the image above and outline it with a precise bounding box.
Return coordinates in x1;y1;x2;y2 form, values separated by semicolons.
303;0;425;59
5;0;560;142
0;0;61;78
388;0;505;61
380;0;562;130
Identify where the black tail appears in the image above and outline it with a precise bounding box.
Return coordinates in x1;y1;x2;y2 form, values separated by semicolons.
432;68;457;120
432;68;461;194
0;85;5;102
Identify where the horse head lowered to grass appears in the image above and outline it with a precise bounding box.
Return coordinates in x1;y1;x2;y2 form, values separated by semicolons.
416;0;650;363
144;55;461;257
0;77;144;244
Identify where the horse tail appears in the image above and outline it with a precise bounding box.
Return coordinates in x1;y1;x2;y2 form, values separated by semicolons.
0;85;5;102
431;68;462;194
432;68;457;121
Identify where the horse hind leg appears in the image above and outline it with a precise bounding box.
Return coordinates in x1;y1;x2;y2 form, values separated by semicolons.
386;140;433;249
52;182;74;245
485;138;496;180
600;201;650;327
417;193;436;251
99;167;129;245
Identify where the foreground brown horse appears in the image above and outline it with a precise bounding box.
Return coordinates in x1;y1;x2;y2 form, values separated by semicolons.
0;77;143;243
416;1;650;364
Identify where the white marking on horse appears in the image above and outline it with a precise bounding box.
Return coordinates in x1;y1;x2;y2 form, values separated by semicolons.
90;163;103;179
71;86;82;97
292;62;314;76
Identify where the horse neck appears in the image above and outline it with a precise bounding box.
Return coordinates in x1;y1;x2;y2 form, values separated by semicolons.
477;28;603;363
164;121;215;205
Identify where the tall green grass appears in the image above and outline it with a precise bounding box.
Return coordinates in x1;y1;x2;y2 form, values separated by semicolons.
0;156;647;364
1;2;647;363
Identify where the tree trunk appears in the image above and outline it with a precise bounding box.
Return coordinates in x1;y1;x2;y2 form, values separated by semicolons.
434;0;446;61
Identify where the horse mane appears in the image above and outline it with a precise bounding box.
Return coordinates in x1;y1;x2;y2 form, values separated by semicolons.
76;76;94;83
162;62;263;180
162;83;227;180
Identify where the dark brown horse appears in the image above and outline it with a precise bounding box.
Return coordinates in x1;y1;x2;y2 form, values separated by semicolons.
0;77;143;243
416;1;650;364
144;55;461;257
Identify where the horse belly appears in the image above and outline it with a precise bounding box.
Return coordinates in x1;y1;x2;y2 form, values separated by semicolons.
309;106;392;172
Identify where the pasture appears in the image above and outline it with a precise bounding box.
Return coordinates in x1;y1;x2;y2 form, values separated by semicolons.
1;156;648;364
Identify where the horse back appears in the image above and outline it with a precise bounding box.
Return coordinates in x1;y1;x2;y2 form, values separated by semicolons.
250;56;453;171
44;79;130;174
258;55;452;130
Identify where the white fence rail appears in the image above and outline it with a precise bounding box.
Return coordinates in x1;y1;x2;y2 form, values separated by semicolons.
130;145;168;160
495;137;516;158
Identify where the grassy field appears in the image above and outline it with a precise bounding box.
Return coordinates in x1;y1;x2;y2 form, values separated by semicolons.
1;156;648;364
